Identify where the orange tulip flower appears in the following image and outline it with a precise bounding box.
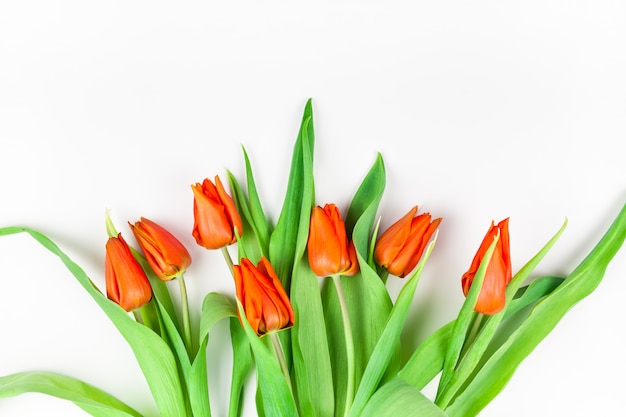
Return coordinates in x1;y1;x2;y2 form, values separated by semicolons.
234;257;295;336
105;233;152;312
307;204;359;277
129;217;191;281
462;218;512;315
374;206;442;278
191;175;243;250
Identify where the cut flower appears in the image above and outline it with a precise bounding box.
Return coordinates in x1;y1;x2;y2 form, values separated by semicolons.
192;175;243;250
129;217;191;281
105;233;152;312
234;257;295;336
307;203;359;277
462;218;512;315
374;206;442;278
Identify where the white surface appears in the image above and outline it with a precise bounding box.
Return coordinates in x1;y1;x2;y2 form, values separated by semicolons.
1;1;625;416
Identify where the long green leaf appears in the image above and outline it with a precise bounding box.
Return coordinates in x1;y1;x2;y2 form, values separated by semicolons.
236;302;299;417
435;234;498;404
0;227;188;417
398;275;565;391
445;202;626;417
0;371;143;417
348;237;437;417
320;153;389;416
228;318;253;417
193;292;239;417
435;219;567;407
269;98;314;290
228;171;264;263
360;378;448;417
290;256;334;417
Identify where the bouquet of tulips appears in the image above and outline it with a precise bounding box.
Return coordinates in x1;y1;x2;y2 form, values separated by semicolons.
1;100;625;417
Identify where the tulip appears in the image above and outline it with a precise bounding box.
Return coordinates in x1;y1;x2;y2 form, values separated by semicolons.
307;204;359;277
128;217;191;281
191;175;243;250
234;257;295;336
374;206;442;278
105;233;152;312
462;218;512;315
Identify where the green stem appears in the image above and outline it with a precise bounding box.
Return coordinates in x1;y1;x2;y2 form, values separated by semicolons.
132;309;143;324
178;275;193;357
332;274;355;417
270;331;293;391
221;246;235;276
137;299;161;335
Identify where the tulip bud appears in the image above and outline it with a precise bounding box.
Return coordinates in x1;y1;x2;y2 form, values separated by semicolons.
462;218;512;315
129;217;191;281
105;233;152;312
192;175;243;250
234;257;295;336
374;206;442;278
307;204;359;277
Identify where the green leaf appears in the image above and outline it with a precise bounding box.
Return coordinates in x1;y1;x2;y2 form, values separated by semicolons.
435;219;567;407
399;320;453;390
397;275;565;391
192;292;239;417
269;98;315;290
0;227;188;417
345;153;385;253
445;202;626;417
236;302;299;417
290;256;334;417
0;371;143;417
199;292;239;341
435;233;499;405
360;378;448;417
242;146;272;257
228;171;264;263
348;237;437;417
320;153;389;416
228;318;253;417
189;337;211;417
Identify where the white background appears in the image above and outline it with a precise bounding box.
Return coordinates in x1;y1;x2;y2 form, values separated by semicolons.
1;1;625;416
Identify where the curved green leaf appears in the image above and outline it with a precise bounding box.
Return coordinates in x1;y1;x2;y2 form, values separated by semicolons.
0;227;188;417
291;256;334;417
0;371;143;417
348;237;437;417
445;202;626;417
236;302;299;417
360;378;447;417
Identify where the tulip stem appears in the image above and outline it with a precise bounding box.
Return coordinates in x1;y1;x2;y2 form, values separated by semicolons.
178;275;193;357
221;247;235;276
132;310;143;324
270;331;293;391
332;274;355;417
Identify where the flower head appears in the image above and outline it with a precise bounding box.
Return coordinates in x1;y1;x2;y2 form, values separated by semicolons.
374;206;442;278
192;175;243;249
307;204;359;277
234;257;295;336
105;233;152;312
462;218;512;315
129;217;191;281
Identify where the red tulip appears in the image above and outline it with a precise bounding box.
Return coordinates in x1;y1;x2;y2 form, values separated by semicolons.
462;218;512;315
129;217;191;281
234;257;295;336
105;233;152;312
191;175;243;249
307;204;359;277
374;206;442;278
